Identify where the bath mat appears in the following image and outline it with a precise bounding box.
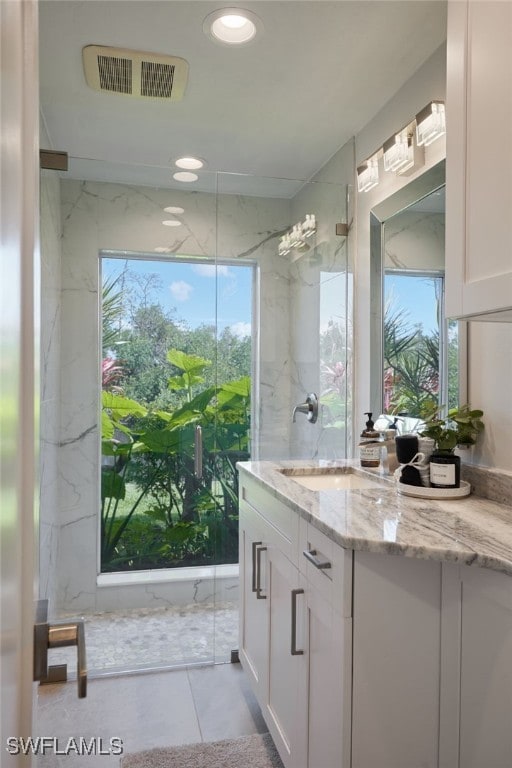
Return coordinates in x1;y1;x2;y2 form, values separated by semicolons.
121;732;284;768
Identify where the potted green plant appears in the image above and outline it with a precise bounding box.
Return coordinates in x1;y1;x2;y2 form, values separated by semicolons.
419;404;484;488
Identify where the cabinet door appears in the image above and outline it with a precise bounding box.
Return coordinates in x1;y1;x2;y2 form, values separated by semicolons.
464;0;512;316
446;0;512;319
238;507;269;703
265;545;307;768
459;566;512;768
352;552;442;768
306;579;351;768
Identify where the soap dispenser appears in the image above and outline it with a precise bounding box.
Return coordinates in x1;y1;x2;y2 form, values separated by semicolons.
359;412;381;468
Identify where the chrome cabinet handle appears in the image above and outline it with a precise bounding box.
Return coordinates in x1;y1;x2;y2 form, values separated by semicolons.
34;599;87;698
303;548;332;570
256;546;267;599
251;540;262;593
194;425;203;479
291;588;305;655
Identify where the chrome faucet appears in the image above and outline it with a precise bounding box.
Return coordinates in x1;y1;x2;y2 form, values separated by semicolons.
292;393;319;424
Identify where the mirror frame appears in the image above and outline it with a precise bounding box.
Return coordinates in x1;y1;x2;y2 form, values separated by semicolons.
369;159;467;420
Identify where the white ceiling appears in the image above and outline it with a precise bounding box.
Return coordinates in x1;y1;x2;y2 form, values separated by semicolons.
39;0;447;195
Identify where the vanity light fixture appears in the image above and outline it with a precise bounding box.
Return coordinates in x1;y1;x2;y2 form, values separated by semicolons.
203;8;262;46
175;157;204;170
173;171;198;183
383;129;414;175
415;101;446;147
357;157;379;193
357;101;444;196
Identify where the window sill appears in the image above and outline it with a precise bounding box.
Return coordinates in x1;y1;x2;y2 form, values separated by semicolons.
97;563;239;588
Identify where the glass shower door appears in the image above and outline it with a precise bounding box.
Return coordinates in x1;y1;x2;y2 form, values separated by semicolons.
39;168;238;675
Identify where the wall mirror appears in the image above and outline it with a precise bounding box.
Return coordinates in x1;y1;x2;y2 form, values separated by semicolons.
369;160;466;425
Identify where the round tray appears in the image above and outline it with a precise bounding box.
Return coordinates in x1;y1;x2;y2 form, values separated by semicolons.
396;477;471;500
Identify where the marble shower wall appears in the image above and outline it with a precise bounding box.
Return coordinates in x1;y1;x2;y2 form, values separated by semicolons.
384;210;445;271
39;169;62;610
56;178;293;613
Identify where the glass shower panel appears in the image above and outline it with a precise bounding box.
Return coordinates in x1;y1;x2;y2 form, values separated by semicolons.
40;162;233;675
216;173;351;463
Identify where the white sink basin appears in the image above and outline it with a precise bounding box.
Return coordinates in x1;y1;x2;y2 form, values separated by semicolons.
283;471;384;491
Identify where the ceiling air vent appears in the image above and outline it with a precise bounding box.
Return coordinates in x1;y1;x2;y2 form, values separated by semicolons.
82;45;188;101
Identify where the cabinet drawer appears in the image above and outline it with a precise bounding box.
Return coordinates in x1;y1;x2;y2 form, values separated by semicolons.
299;518;352;617
240;477;299;564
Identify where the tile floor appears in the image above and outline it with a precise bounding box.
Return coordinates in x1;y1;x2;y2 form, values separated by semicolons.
35;663;267;767
49;602;238;673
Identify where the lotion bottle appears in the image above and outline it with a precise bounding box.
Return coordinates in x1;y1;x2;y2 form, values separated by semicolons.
359;412;381;468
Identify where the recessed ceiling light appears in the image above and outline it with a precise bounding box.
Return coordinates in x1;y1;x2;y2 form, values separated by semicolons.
175;157;204;170
162;219;182;227
203;8;262;46
173;171;198;183
164;206;185;214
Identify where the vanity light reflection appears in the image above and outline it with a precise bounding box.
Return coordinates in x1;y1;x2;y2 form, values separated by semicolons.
383;518;398;542
278;214;316;256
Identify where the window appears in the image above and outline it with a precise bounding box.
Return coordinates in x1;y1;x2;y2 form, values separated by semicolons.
100;253;253;573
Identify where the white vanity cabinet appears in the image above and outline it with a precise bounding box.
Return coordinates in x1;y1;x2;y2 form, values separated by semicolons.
446;0;512;320
239;468;512;767
238;476;352;768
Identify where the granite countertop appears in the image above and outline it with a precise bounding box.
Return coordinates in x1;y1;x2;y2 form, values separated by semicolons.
237;459;512;577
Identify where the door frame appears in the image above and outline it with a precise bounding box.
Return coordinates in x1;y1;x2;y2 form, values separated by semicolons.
0;0;40;763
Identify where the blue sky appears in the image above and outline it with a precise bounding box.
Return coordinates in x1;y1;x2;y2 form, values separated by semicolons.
103;257;253;337
385;274;441;334
102;257;438;341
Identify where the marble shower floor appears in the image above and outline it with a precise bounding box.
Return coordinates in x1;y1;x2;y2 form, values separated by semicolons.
49;602;239;674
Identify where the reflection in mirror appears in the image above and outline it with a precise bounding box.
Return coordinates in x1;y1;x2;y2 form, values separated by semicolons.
370;161;464;424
